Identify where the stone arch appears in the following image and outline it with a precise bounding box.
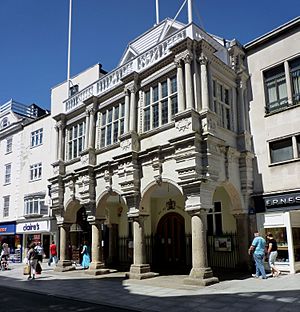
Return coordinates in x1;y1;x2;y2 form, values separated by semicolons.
219;181;243;214
64;199;81;224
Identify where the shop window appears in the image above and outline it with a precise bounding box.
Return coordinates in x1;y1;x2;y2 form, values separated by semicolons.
207;202;223;235
292;228;300;262
265;227;288;262
269;138;293;163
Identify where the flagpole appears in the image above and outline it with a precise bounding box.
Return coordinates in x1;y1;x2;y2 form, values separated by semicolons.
156;0;160;25
67;0;72;96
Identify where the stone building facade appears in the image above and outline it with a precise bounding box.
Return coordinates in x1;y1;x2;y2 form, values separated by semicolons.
49;18;253;285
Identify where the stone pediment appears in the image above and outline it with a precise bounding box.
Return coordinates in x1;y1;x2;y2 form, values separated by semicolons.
119;18;185;66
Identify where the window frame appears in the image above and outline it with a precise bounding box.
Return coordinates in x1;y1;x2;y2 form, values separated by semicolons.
29;162;42;181
6;137;12;154
30;128;43;148
3;196;10;218
99;102;125;148
4;163;11;184
66;121;86;160
142;75;178;132
212;79;232;130
24;196;48;216
207;202;223;236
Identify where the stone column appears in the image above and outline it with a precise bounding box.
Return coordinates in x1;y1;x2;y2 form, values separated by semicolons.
88;107;96;149
184;53;194;109
124;88;130;133
184;194;219;286
175;57;185;112
85;109;90;150
200;55;209;111
127;216;157;279
86;220;109;275
234;213;250;270
129;85;137;132
55;124;59;160
55;223;74;272
237;78;246;132
56;121;65;161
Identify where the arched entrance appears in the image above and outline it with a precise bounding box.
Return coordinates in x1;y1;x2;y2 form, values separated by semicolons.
156;212;186;273
69;206;91;264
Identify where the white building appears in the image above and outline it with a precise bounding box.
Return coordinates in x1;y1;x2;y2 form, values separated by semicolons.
0;99;56;261
246;17;300;273
49;4;253;285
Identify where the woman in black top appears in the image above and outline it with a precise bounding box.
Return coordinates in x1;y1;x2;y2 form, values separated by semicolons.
267;233;281;277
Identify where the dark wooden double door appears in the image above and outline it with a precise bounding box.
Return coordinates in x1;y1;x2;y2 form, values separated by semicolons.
156;212;186;273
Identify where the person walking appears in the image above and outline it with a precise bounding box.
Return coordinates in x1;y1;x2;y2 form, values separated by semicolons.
27;242;38;280
34;241;44;274
48;241;58;266
248;231;267;279
81;241;90;269
266;233;281;277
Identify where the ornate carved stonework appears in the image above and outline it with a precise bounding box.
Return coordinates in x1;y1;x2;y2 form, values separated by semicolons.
81;154;89;166
120;139;131;151
175;118;191;132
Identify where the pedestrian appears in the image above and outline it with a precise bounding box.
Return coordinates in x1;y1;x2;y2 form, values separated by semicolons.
27;242;38;280
0;243;9;270
266;233;281;277
34;241;44;274
248;231;267;279
48;241;58;266
34;241;45;263
81;241;90;269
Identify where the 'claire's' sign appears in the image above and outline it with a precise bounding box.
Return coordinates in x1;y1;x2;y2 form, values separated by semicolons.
264;193;300;209
16;221;49;233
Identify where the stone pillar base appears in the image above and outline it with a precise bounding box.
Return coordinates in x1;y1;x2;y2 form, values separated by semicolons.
184;267;219;286
54;260;75;272
126;264;159;280
85;261;110;276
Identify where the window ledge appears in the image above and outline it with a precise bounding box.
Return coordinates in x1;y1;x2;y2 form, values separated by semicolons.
29;178;42;183
269;157;300;167
3;182;11;186
265;102;300;116
30;143;43;149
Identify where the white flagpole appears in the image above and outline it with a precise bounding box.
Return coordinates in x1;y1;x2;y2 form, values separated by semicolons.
187;0;193;23
156;0;160;25
67;0;72;96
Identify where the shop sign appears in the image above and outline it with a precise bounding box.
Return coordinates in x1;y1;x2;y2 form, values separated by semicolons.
0;223;16;235
264;193;300;209
16;221;49;233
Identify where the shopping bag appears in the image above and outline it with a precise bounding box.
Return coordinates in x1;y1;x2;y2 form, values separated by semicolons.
23;265;30;275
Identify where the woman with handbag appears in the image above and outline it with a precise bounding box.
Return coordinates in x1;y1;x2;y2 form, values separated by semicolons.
27;242;38;280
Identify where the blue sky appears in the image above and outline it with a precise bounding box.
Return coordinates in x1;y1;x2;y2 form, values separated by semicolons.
0;0;298;111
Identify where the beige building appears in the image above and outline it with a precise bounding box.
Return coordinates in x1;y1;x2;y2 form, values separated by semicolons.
49;12;253;285
246;17;300;273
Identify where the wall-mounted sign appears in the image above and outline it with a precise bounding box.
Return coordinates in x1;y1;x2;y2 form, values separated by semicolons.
16;221;50;233
0;223;16;235
264;193;300;210
214;237;232;252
